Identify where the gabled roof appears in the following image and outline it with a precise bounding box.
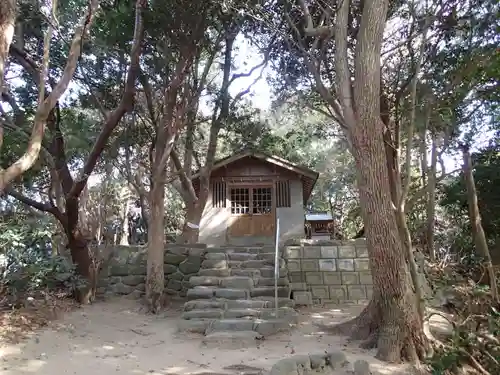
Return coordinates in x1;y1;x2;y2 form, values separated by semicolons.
192;149;319;204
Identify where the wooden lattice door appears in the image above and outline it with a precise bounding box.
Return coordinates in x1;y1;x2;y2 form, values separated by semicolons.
227;185;275;237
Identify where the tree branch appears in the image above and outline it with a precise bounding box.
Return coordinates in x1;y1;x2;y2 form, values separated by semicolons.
69;0;146;199
0;0;99;192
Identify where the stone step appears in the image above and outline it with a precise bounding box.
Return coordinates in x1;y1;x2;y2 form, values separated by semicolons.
205;318;293;336
255;277;289;287
260;267;288;278
240;260;271;269
252;296;295;308
182;307;297;321
187;287;252;300
250;286;290;298
183;298;294;311
189;275;255;289
220;276;254;289
230;269;261;277
204;252;227;260
201;259;229;269
227;252;258;261
189;275;221;287
186;285;289;301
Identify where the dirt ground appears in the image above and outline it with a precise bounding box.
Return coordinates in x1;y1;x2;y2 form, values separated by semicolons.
0;298;450;375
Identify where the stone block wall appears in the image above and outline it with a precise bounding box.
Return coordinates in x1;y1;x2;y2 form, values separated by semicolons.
97;244;206;299
283;239;372;305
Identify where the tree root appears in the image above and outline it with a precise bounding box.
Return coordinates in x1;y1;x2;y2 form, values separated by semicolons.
323;299;431;364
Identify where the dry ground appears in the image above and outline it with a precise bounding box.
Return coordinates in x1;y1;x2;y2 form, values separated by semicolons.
0;297;452;375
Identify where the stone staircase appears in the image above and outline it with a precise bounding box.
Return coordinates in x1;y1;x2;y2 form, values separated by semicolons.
178;245;298;345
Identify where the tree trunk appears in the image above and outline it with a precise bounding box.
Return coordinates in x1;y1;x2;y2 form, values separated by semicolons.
335;119;428;363
426;135;438;261
146;181;165;313
0;0;15;91
67;228;97;304
120;202;130;245
177;201;203;243
462;145;499;303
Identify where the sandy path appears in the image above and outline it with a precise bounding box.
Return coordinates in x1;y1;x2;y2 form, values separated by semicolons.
0;298;425;375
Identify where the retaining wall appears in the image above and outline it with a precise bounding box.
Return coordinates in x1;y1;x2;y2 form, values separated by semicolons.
283;239;372;305
97;244;207;299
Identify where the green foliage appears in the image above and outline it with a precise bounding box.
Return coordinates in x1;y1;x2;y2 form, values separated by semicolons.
0;207;80;305
426;260;500;374
440;142;500;261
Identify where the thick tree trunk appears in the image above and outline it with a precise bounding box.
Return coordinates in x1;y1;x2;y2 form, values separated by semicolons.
177;201;203;243
146;182;165;313
462;145;499;303
67;229;97;304
426;135;438;261
120;204;130;245
334;119;428;363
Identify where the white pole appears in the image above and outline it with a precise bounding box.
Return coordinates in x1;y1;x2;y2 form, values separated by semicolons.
274;217;280;317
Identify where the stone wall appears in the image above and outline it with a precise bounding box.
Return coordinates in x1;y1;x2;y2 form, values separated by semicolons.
97;244;206;299
283;239;372;305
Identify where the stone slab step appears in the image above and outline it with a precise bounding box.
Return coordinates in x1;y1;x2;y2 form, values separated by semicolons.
187;286;250;300
205;318;293;336
220;276;254;289
182;309;224;320
204;253;227;260
223;307;298;321
251;286;290;298
256;277;289;287
252;296;295;308
198;268;231;277
189;275;221;287
182;307;297;321
183;298;295;311
201;259;229;269
227;253;258;261
230;269;261;277
241;260;271;269
189;275;255;289
201;331;263;349
184;299;225;311
260;268;288;278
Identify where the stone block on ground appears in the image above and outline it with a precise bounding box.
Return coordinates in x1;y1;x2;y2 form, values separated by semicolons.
292;291;313;305
201;331;262;349
253;318;292;335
